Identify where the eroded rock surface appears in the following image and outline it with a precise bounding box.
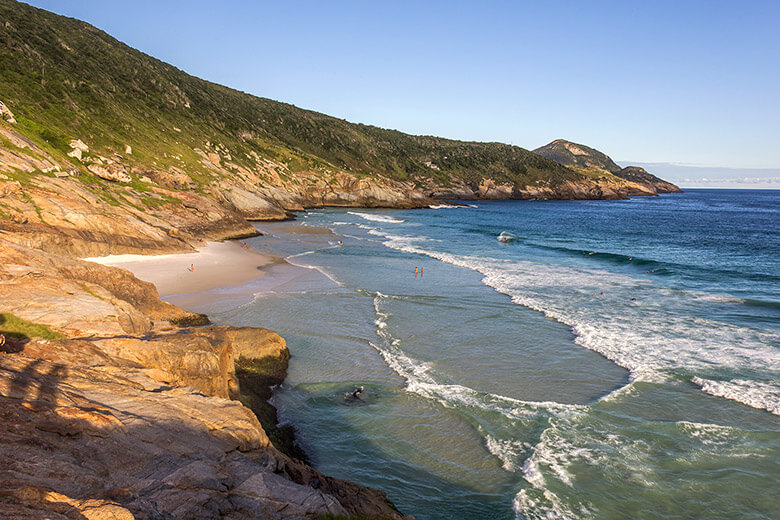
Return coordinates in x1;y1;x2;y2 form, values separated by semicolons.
0;239;410;520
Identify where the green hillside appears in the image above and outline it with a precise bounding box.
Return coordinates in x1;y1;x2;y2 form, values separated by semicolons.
0;0;579;191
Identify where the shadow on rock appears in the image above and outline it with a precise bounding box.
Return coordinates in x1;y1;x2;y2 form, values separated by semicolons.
0;337;410;520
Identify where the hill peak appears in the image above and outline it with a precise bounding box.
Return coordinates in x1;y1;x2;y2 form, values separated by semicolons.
534;139;681;193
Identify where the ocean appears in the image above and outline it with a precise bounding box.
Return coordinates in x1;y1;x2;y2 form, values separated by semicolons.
209;189;779;519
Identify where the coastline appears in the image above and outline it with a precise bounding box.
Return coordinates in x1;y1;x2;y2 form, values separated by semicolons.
84;231;334;459
0;229;411;519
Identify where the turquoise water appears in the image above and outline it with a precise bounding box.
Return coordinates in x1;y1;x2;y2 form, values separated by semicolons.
211;190;779;519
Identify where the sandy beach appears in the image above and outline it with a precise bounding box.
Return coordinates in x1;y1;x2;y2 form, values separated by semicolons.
84;240;276;297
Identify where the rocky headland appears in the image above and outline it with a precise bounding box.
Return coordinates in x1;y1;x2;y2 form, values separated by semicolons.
533;139;682;195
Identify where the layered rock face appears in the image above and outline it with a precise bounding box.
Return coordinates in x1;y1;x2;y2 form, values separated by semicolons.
0;239;410;520
0;122;436;256
614;165;683;193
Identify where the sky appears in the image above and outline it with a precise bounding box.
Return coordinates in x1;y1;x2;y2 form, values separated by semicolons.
22;0;780;187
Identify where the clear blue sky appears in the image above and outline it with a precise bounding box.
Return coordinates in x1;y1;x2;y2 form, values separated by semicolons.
21;0;780;182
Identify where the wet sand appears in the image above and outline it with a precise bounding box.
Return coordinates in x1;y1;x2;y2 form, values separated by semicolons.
84;240;276;297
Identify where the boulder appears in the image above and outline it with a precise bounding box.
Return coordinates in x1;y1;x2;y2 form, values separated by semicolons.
69;139;89;153
217;185;290;220
87;163;131;183
0;100;16;124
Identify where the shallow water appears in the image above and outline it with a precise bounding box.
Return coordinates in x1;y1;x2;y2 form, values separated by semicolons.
208;190;780;519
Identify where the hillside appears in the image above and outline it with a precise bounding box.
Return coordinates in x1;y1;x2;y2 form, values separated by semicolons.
534;139;682;193
0;0;679;257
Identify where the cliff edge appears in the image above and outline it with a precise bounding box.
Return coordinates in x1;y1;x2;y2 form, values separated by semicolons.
0;238;411;520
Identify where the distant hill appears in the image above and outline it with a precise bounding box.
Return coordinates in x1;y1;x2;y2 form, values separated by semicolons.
534;139;682;193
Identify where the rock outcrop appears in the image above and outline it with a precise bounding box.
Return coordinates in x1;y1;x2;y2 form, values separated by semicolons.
0;100;16;124
0;238;410;519
615;165;683;193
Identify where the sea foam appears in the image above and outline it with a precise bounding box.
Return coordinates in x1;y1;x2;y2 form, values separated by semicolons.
372;229;780;415
348;211;405;223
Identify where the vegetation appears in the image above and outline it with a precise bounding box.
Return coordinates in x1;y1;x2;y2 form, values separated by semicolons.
0;312;65;340
0;0;585;193
534;139;679;190
534;139;622;173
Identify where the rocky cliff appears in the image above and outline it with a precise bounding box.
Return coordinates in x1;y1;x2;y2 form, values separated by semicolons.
0;238;410;519
533;139;682;194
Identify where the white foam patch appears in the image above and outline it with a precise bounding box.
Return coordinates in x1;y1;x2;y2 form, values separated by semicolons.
369;290;586;482
348;211;405;223
429;204;459;209
513;412;765;520
484;433;532;472
283;253;343;287
513;488;589;520
692;377;780;415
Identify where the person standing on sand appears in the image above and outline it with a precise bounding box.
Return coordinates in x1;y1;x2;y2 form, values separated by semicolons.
187;263;195;272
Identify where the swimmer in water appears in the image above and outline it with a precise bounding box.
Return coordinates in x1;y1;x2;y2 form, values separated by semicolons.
338;240;343;246
345;386;364;400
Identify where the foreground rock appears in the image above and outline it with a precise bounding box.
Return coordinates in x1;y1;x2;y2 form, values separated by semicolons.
0;239;410;519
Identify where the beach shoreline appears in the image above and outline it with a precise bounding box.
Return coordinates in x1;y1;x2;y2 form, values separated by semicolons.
85;239;278;298
84;226;341;315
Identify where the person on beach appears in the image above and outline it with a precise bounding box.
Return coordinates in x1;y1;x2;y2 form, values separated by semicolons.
415;267;418;279
187;263;195;272
420;267;423;278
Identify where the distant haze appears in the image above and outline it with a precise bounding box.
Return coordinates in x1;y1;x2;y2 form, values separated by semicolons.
19;0;780;173
621;162;780;189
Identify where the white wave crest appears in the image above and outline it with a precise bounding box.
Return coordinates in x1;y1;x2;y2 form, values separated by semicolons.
370;291;583;418
371;228;780;414
692;377;780;415
348;211;405;223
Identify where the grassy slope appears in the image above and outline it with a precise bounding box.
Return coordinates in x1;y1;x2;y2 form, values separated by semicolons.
0;0;582;191
0;312;65;340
